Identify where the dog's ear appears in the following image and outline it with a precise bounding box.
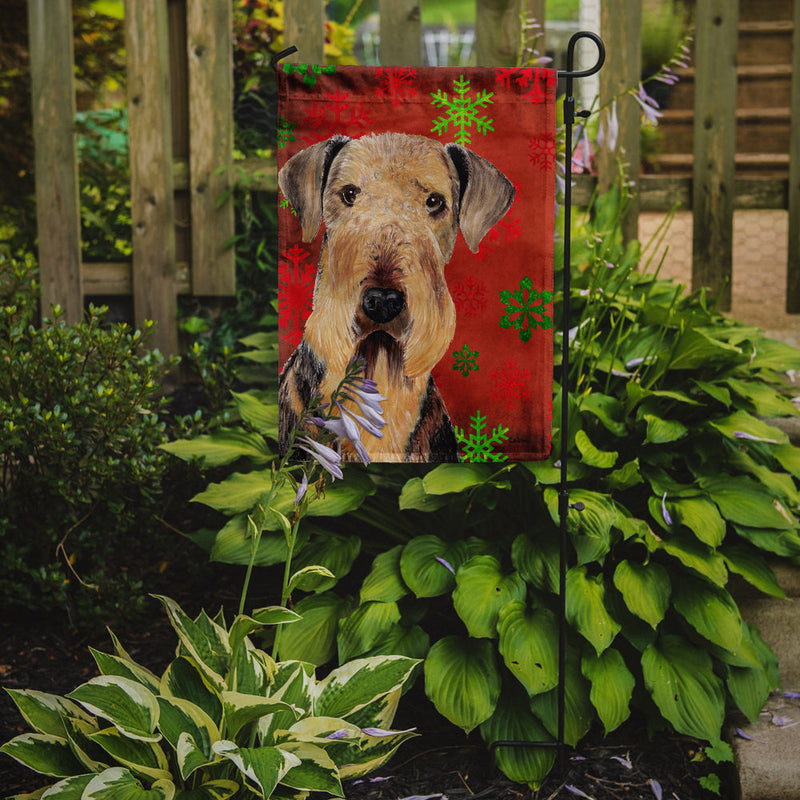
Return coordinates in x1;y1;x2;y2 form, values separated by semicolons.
279;135;350;241
446;144;516;253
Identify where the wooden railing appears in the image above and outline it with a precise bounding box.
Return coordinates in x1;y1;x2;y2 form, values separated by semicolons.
27;0;800;355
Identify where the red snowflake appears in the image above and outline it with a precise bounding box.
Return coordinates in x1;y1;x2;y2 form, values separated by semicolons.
494;68;555;104
375;67;418;105
491;360;532;411
452;276;488;318
529;136;557;170
477;217;522;260
302;90;374;143
279;244;316;347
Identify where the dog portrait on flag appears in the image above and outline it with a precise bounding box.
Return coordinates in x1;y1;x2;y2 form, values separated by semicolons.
277;65;556;463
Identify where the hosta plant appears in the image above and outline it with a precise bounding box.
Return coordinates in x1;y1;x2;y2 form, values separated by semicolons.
1;595;419;800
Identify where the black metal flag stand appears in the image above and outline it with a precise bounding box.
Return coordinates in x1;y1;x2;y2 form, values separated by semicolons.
272;31;607;778
490;30;605;776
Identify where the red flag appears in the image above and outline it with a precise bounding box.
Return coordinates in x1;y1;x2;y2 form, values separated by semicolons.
278;65;556;463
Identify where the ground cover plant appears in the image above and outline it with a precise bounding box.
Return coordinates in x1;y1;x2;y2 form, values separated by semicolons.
164;182;800;790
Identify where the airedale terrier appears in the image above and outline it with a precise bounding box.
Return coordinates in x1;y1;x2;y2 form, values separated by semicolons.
278;132;515;462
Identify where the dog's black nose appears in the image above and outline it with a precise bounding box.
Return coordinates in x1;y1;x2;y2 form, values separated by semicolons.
362;288;405;323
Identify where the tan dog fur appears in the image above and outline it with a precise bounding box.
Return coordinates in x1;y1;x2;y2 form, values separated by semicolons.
278;132;515;462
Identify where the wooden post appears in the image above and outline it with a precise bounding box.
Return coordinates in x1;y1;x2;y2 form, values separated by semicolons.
126;0;179;355
284;0;325;64
787;0;800;313
598;0;641;244
692;0;739;311
28;0;83;324
475;0;522;67
526;0;546;62
187;0;235;295
379;0;421;66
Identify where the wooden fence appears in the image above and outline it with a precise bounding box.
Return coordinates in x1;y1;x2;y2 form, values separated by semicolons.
27;0;800;356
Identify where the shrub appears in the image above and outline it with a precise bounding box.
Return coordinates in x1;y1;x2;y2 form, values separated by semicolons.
0;253;175;623
167;185;800;788
1;595;419;798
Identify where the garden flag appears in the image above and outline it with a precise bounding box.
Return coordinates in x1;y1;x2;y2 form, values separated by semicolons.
277;64;557;463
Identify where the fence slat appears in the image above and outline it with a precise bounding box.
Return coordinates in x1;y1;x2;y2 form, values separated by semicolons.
598;0;641;244
284;0;325;64
692;0;739;311
379;0;421;66
28;0;82;324
787;0;800;313
475;0;520;67
187;0;235;295
126;0;178;356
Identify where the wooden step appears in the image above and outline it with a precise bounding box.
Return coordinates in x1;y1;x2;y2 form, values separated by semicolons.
738;20;794;66
659;64;793;112
738;0;794;22
649;152;789;178
658;107;791;155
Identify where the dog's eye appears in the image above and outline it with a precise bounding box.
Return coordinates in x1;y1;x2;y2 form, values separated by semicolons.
425;193;446;214
340;185;361;206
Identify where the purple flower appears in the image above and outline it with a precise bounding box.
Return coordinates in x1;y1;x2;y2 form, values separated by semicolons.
326;729;351;740
598;100;619;153
293;472;308;505
435;556;455;574
565;786;595;799
315;404;370;465
361;726;416;737
661;492;673;526
734;431;779;444
611;755;632;769
297;436;343;480
649;779;663;800
633;83;662;125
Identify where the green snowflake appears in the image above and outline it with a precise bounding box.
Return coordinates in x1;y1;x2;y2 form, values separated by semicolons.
499;276;553;343
430;76;494;146
452;343;479;377
455;410;509;462
283;63;336;87
277;115;295;148
279;188;297;216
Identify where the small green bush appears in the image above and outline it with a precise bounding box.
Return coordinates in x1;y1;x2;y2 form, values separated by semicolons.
0;253;174;623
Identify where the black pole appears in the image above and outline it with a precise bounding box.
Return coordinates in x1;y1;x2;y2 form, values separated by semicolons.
490;31;604;776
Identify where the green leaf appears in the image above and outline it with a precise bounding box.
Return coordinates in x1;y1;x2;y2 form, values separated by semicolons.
4;690;93;737
511;534;559;593
700;475;797;530
733;524;800;558
314;656;420;721
228;609;300;656
192;470;274;514
643;414;688;444
31;773;94;798
88;727;170;782
362;624;430;660
647;528;728;586
156;696;219;778
581;649;635;734
67;676;160;742
173;780;239;800
606;458;644;490
612;560;670;629
360;545;409;603
497;601;559;696
528;650;593;747
725;378;799;417
668;328;743;371
231;391;279;436
82;768;174;799
575;430;618;468
212;741;299;797
0;733;85;777
672;575;743;653
424;636;501;734
291;535;361;592
90;650;161;694
566;566;621;655
337;601;402;662
159;658;222;728
155;597;231;690
480;682;555;790
721;543;786;598
398;477;452;511
452;556;526;639
277;593;351;665
421;463;496;494
209;516;297;567
221;692;297;740
276;741;344;796
580;392;627;436
669;496;726;547
642;634;725;741
708;410;788;445
160;428;272;467
399;536;468;598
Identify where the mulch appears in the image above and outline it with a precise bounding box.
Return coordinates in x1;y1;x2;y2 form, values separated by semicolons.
0;586;731;800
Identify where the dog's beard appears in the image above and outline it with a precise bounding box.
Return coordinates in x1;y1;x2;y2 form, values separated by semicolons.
356;331;404;384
